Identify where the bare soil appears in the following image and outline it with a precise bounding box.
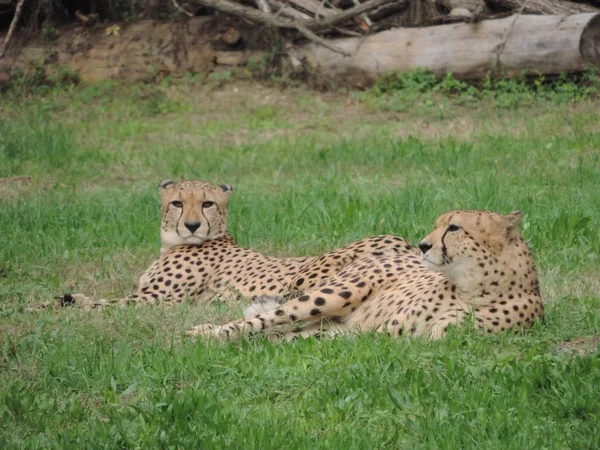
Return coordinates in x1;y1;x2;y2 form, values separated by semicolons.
0;17;270;83
557;336;600;356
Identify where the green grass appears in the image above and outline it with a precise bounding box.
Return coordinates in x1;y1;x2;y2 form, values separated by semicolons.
1;77;599;448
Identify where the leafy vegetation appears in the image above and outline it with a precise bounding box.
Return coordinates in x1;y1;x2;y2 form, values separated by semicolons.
0;76;599;448
362;68;600;111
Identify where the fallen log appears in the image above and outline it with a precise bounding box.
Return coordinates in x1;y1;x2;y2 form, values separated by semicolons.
298;13;600;79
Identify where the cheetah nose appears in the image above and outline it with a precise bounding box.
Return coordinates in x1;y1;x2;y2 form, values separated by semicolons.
419;242;432;254
184;221;201;233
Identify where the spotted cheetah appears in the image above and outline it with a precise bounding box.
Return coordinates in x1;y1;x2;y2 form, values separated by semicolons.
64;179;415;308
187;210;544;340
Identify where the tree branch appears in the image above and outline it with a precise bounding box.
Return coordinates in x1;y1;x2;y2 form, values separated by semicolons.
0;0;26;60
171;0;195;16
191;0;355;55
307;0;403;31
189;0;404;55
296;23;350;55
255;0;272;14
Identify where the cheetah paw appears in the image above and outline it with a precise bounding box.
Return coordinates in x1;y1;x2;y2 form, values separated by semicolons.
55;294;114;310
54;293;91;308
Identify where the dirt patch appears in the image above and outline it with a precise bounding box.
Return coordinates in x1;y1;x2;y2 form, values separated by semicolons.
0;18;268;83
0;175;32;199
557;336;600;356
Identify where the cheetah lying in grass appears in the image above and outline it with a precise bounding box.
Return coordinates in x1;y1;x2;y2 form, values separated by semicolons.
187;210;544;340
62;179;414;308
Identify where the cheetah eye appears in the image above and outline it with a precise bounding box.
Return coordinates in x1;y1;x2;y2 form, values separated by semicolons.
202;201;215;208
447;224;460;232
170;200;183;208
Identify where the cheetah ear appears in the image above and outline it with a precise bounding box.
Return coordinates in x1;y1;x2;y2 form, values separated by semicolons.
505;210;522;230
219;184;233;199
159;180;176;190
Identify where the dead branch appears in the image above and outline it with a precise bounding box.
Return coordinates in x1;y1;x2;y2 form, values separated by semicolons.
0;0;26;60
268;0;313;20
255;0;273;14
191;0;352;55
296;23;351;54
351;0;373;30
286;0;340;17
171;0;195;16
307;0;403;30
333;26;363;36
187;0;405;55
192;0;302;27
191;0;401;31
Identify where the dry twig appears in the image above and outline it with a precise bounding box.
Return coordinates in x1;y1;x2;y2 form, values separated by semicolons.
268;0;313;20
255;0;273;14
0;0;26;60
191;0;352;54
308;0;401;30
296;23;349;54
171;0;195;17
189;0;401;54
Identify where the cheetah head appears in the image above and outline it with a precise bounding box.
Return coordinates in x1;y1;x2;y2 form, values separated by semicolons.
159;179;233;249
418;210;523;287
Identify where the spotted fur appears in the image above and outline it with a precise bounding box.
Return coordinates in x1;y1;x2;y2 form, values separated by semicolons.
65;180;414;308
187;210;544;340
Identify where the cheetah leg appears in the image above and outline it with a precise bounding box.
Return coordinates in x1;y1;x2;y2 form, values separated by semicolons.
281;323;328;341
279;319;358;341
186;269;375;339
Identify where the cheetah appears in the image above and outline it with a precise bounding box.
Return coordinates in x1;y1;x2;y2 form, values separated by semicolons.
187;210;544;340
64;179;415;308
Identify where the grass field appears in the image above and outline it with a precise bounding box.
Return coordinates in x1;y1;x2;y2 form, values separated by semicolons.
1;75;600;448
